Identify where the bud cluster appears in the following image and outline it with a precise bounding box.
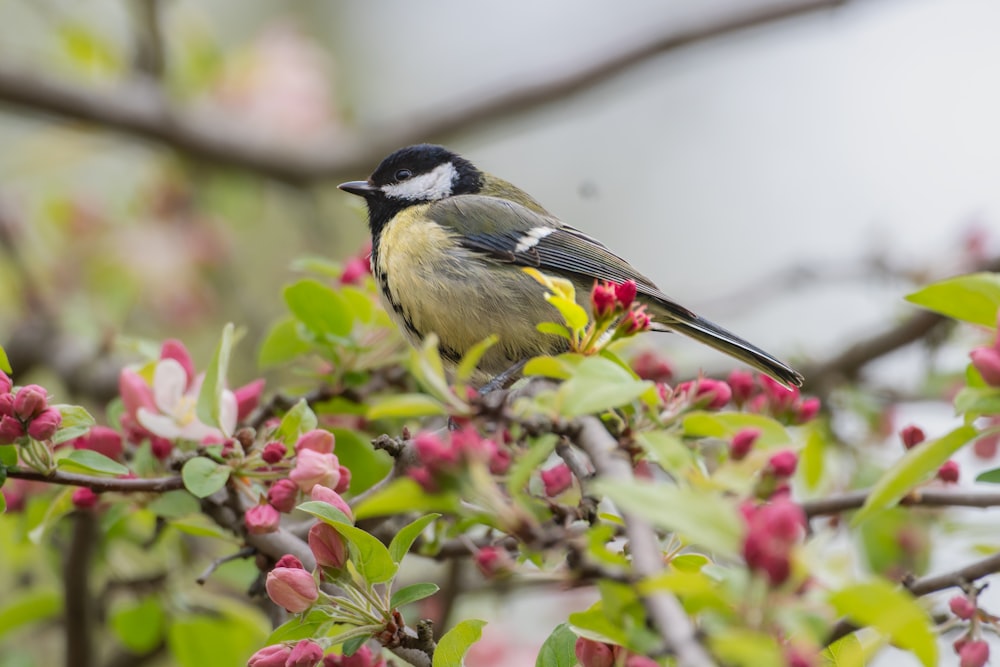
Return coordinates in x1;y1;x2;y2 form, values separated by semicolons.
0;374;62;445
741;498;806;586
407;426;510;493
727;371;820;424
590;279;652;339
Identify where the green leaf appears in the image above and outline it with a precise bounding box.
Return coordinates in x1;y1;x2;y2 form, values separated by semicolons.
409;335;461;409
0;344;10;373
167;609;269;667
682;412;791;447
556;356;652;417
800;423;827;490
636;431;692;474
390;582;439;609
905;272;1000;326
594;479;742;556
455;335;499;386
303;506;397;584
823;634;866;667
568;606;628;646
51;405;97;445
57;449;129;476
0;590;61;639
258;317;314;367
272;399;318;446
433;619;487;667
852;425;977;525
709;629;784;667
181;457;231;498
954;386;1000;419
389;514;440;564
330;428;392;494
977;467;1000;484
285;279;353;337
536;322;572;341
110;595;165;653
0;444;16;466
535;623;578;667
145;490;200;518
353;478;461;520
523;355;577;380
829;580;937;667
197;323;235;435
367;394;446;420
169;513;239;541
266;609;332;644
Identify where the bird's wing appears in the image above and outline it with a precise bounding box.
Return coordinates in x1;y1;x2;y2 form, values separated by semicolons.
428;194;695;315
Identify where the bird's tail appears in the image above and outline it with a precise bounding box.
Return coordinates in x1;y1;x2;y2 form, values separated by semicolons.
650;308;803;388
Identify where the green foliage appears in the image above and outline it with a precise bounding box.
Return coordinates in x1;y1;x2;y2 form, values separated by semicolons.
905;272;1000;326
181;456;231;498
51;405;96;444
536;623;578;667
0;344;10;373
388;513;440;563
432;619;487;667
56;449;129;476
196;322;236;434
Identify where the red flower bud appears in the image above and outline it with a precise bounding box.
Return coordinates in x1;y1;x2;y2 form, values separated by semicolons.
938;459;960;484
414;431;458;470
949;595;976;620
794;397;820;423
267;479;299;513
624;657;659;667
290;449;341;493
631;350;674;383
0;371;11;395
336;645;385;667
245;504;281;535
971;347;1000;386
266;562;318;612
286;640;324;667
622;305;652;335
899;425;925;450
275;554;305;570
27;407;61;441
340;256;371;285
760;375;799;413
74;425;124;461
742;498;805;587
475;546;513;579
540;463;573;497
0;393;14;418
784;646;817;667
334;465;351;493
575;638;614;667
959;640;989;667
614;280;637;310
261;441;287;464
489;447;512;475
72;487;99;509
150;436;173;460
0;415;25;445
767;450;798;478
295;429;335;454
13;385;48;421
730;428;760;461
591;282;617;319
727;369;756;405
247;644;293;667
308;522;348;569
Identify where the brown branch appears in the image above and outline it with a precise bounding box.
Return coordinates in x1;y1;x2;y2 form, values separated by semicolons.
825;550;1000;646
6;468;184;493
573;415;716;667
0;0;848;184
65;510;97;667
802;488;1000;519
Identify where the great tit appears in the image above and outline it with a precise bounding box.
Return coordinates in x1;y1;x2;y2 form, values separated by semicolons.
339;144;803;388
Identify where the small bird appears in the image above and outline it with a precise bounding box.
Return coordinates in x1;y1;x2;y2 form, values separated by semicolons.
339;144;803;388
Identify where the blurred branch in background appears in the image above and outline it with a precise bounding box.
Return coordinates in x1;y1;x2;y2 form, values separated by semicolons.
0;0;849;184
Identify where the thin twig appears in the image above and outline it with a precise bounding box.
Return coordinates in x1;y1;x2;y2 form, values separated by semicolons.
802;488;1000;519
196;546;256;585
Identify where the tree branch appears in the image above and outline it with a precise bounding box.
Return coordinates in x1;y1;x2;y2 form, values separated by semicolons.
6;468;184;493
802;488;1000;519
0;0;848;184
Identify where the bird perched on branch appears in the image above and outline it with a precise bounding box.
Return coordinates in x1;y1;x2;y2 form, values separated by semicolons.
339;144;802;388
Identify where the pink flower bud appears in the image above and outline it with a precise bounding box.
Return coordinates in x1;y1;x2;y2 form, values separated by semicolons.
727;369;756;405
275;554;304;569
408;466;437;493
72;487;99;509
310;485;353;522
245;504;281;535
266;562;318;612
118;368;155;417
247;644;292;666
73;426;124;461
340;256;371;285
334;465;351;493
959;640;989;667
150;436;173;460
540;463;573;496
614;280;637;310
591;282;617;319
760;375;799;412
949;595;976;620
13;385;47;421
234;379;265;422
267;479;299;513
794;397;820;423
27;407;61;441
295;429;335;454
742;498;805;587
261;441;287;464
414;432;458;470
624;657;659;667
308;522;348;569
287;640;324;667
975;432;1000;460
160;339;195;388
767;450;798;478
336;645;384;667
0;392;14;417
622;305;652;335
575;637;614;667
289;449;341;493
474;546;513;579
0;371;11;395
971;347;1000;386
938;460;960;483
0;415;25;444
489;447;512;475
631;350;674;383
784;646;817;667
697;379;732;409
730;428;760;461
899;425;926;450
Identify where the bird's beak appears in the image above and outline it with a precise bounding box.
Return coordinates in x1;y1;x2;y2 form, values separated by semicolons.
338;181;377;197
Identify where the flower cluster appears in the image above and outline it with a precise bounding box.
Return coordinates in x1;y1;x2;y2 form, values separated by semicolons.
0;373;62;445
727;371;820;424
574;637;658;667
590;279;652;337
407;426;510;493
741;498;806;587
248;641;385;667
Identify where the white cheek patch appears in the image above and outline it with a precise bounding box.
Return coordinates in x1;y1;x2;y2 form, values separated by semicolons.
382;162;457;201
514;226;555;253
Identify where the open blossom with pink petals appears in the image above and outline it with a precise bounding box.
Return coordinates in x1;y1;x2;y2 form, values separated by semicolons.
135;358;237;441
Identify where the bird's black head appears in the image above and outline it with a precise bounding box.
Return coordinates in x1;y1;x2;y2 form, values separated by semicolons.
339;144;484;236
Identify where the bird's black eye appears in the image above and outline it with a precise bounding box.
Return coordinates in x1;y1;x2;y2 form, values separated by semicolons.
394;169;413;181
